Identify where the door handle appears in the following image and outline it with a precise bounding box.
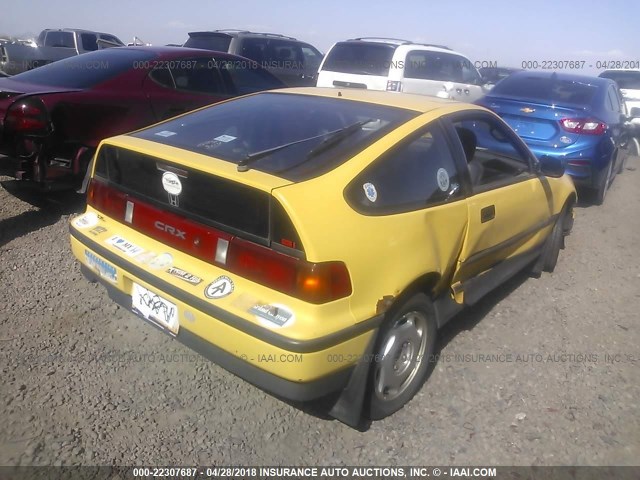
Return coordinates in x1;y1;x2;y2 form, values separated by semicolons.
481;205;495;223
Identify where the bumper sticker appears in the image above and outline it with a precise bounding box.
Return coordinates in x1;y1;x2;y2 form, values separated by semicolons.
148;253;173;270
73;212;99;229
84;250;117;283
250;304;295;327
89;226;107;236
106;235;144;257
166;266;202;285
204;275;234;299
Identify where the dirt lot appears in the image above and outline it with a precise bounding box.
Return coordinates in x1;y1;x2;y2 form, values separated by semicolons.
0;159;638;467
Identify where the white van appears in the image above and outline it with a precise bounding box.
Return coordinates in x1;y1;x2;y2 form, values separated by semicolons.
316;38;492;102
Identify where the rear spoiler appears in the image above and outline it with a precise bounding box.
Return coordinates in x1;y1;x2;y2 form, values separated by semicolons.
187;31;234;37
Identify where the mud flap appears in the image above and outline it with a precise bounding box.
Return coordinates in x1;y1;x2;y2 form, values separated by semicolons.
328;329;378;428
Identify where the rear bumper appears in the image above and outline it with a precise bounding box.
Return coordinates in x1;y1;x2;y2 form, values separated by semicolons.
0;147;88;190
531;140;613;188
564;161;595;187
70;226;380;402
81;265;354;401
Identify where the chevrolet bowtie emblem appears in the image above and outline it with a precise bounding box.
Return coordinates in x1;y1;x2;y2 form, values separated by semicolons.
520;107;536;113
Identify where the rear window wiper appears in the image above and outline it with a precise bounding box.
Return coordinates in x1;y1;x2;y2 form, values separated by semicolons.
304;118;374;160
237;119;373;172
269;119;375;175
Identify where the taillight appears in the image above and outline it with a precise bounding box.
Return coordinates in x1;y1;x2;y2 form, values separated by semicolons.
5;98;49;134
86;178;352;304
560;118;606;135
386;80;402;92
226;237;351;304
87;178;128;217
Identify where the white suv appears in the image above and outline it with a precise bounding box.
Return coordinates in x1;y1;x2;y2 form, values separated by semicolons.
316;38;491;101
599;69;640;153
599;69;640;116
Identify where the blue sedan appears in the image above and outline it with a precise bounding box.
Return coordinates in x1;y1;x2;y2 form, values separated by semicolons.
477;71;628;204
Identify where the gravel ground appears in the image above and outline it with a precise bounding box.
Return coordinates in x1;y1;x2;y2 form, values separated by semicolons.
0;159;638;467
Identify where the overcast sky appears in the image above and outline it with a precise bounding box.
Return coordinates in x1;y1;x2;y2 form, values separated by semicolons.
2;0;638;75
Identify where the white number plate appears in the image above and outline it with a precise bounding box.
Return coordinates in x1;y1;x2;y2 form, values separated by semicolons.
131;283;179;335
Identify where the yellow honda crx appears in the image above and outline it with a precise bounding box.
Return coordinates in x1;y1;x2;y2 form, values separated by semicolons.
70;88;576;426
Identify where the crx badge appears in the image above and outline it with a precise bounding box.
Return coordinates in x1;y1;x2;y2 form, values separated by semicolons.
162;171;182;206
204;276;234;299
520;107;536;113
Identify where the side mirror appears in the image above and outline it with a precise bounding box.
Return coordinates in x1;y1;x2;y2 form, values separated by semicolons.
482;82;495;92
538;155;565;178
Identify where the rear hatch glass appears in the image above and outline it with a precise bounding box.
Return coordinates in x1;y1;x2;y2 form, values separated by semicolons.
184;33;232;52
94;145;270;240
132;92;416;182
490;74;599;106
9;48;156;88
322;42;396;76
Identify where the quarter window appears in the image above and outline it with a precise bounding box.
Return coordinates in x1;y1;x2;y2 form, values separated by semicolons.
347;122;461;214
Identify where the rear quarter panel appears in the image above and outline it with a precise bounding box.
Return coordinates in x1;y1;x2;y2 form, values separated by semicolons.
274;109;473;323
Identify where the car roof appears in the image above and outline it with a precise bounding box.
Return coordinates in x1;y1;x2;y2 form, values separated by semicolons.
114;45;256;60
187;30;298;41
342;37;452;50
509;70;612;87
271;87;484;113
43;28;116;36
332;38;464;56
599;68;640;73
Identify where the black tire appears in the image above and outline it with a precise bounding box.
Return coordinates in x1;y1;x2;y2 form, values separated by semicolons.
592;160;612;206
617;147;627;174
541;207;568;273
367;293;437;420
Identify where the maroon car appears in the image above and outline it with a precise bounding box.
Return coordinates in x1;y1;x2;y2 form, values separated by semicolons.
0;46;284;190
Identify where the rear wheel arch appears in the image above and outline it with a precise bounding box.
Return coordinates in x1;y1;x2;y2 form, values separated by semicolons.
377;272;441;318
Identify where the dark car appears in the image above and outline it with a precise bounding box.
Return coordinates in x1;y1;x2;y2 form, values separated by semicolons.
479;66;521;85
183;30;323;86
477;71;629;204
0;46;284;190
